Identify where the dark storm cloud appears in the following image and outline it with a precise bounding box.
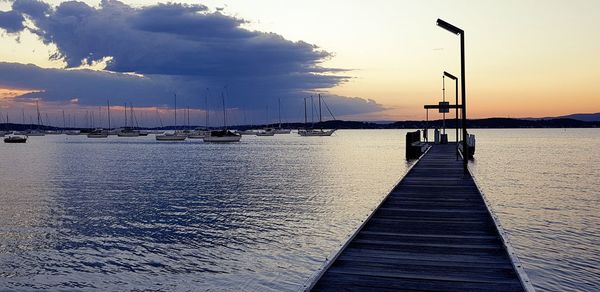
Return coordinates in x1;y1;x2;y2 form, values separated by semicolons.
0;62;174;106
0;10;24;33
0;0;384;117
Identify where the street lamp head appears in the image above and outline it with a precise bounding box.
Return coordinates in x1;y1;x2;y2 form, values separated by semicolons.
443;71;457;80
437;19;463;35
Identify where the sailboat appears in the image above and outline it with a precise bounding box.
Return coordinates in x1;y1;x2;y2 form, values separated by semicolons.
257;105;275;136
298;94;336;136
156;93;187;141
203;91;241;142
87;128;108;138
4;133;27;143
275;98;291;134
27;101;45;136
188;92;210;138
118;103;141;137
87;102;109;138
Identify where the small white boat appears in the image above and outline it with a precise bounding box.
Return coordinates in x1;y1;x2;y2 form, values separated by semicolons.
117;128;141;137
203;90;242;143
4;134;27;143
298;94;337;137
256;128;276;136
237;130;256;135
274;98;291;134
87;129;108;138
203;130;241;142
274;129;291;134
188;129;210;139
298;129;336;136
64;130;80;135
156;132;187;141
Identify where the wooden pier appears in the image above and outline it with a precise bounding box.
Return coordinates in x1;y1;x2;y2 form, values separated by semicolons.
306;143;532;291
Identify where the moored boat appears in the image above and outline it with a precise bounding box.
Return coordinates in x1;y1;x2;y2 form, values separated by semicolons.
4;134;28;143
237;129;256;135
298;129;336;136
87;129;108;138
156;132;187;141
256;128;276;136
117;128;141;137
274;129;291;134
202;90;242;143
203;130;241;142
188;128;210;139
298;94;337;137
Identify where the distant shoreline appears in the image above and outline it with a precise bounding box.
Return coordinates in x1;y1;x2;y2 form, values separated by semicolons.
2;117;598;131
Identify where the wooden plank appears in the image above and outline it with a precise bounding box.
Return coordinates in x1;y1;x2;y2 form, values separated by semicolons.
305;144;529;292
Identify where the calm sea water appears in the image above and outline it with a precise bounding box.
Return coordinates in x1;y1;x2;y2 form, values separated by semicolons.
469;129;600;292
0;130;411;291
0;129;598;291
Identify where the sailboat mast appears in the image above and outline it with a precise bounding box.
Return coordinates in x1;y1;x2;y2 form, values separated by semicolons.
205;90;209;129
156;107;163;128
124;103;127;127
130;103;135;129
318;94;323;130
221;92;227;129
174;93;177;129
310;95;314;125
107;100;111;131
304;97;307;126
62;110;66;129
278;98;282;128
36;100;41;127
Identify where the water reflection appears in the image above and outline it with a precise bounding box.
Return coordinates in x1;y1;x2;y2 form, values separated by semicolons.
469;129;600;291
0;130;410;290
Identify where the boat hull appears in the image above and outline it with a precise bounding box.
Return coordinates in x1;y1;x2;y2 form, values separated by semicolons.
156;135;186;141
117;132;140;137
4;136;27;143
203;136;241;142
298;129;336;136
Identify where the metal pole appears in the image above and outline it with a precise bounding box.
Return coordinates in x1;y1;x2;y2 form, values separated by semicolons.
442;75;446;135
304;97;307;126
455;78;459;143
460;33;468;173
426;109;429;142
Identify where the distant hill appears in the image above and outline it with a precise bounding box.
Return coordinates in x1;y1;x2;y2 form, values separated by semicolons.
525;112;600;122
554;112;600;122
1;117;599;131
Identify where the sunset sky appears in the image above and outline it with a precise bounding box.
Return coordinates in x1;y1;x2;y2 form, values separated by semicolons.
1;0;599;126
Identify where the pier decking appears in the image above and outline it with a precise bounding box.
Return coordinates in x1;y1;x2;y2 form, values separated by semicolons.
308;143;530;291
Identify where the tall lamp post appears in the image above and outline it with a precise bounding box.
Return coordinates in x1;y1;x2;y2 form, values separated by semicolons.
443;71;459;147
437;18;468;172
